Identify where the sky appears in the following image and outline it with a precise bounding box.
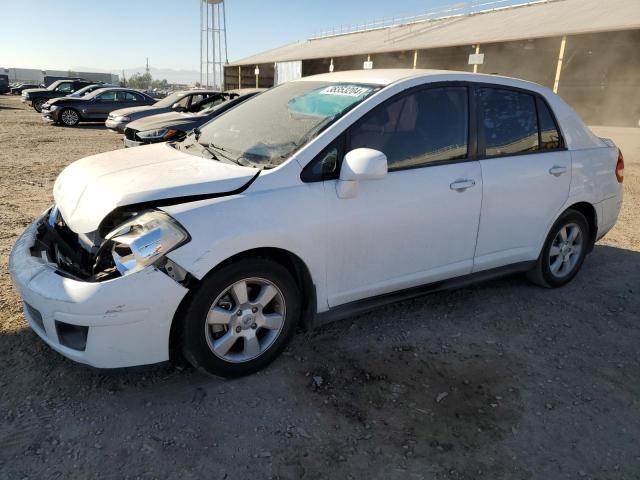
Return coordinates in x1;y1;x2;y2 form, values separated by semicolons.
1;0;454;73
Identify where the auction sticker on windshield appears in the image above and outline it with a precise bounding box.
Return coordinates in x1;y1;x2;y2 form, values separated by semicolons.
319;85;371;97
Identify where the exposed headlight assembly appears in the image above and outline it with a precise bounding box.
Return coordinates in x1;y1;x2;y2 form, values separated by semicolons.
137;128;181;141
105;210;189;276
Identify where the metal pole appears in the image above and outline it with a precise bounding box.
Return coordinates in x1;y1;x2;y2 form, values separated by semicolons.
217;3;222;90
413;50;418;69
553;36;567;94
205;2;209;87
473;44;480;73
213;3;219;89
222;0;229;64
199;0;202;86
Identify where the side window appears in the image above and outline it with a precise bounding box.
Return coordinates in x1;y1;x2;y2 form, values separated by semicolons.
122;92;140;102
189;94;205;105
347;86;469;170
478;88;539;157
97;91;117;102
536;97;562;150
176;96;190;108
56;83;73;93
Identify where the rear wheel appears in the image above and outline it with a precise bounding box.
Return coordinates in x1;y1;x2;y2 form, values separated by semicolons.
527;209;590;288
179;258;301;377
33;98;46;113
60;108;80;127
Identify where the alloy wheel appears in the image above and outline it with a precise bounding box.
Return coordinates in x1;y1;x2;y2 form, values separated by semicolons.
34;99;46;112
548;222;583;279
204;277;286;363
61;109;79;126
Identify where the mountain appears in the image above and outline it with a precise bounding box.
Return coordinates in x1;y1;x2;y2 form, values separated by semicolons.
72;66;201;85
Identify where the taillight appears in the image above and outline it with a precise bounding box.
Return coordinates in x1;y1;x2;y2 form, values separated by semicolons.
616;149;624;183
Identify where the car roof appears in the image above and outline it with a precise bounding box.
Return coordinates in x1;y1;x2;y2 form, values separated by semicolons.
296;68;540;88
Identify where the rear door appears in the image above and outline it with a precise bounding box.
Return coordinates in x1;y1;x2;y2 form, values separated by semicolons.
473;86;570;271
117;91;146;109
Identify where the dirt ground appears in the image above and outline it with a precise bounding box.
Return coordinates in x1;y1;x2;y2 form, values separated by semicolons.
0;94;638;480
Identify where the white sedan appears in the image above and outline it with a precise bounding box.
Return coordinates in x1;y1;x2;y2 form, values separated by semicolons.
10;69;624;377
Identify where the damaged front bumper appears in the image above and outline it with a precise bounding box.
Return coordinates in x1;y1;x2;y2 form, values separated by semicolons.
9;214;189;368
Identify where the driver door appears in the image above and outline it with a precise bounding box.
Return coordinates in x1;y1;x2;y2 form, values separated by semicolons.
320;85;483;307
91;90;119;119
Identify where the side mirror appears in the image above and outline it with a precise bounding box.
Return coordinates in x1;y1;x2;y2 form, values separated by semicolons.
337;148;387;199
172;103;186;112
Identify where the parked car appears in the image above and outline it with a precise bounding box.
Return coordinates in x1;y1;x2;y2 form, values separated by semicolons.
123;89;263;147
67;83;116;98
43;75;87;87
41;87;156;126
11;83;40;95
40;84;116;120
22;79;93;112
105;90;228;132
0;74;9;94
9;70;624;377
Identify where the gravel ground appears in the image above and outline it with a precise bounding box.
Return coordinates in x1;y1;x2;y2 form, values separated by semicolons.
0;94;639;480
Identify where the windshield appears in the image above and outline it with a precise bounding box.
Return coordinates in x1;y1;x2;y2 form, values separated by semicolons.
195;81;378;168
47;80;64;91
153;91;187;108
69;85;96;97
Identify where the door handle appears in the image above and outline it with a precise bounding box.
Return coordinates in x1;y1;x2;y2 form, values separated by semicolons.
549;165;567;176
450;179;476;191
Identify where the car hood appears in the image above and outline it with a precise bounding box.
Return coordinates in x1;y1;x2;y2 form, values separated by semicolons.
128;111;204;132
53;143;257;233
22;87;49;96
47;97;90;106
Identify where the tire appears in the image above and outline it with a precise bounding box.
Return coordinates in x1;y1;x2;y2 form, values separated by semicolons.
33;98;46;113
527;209;590;288
59;108;80;127
179;258;301;378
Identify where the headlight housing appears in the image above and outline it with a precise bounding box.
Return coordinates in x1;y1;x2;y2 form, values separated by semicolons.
105;210;189;276
49;104;58;110
137;128;182;141
115;115;130;122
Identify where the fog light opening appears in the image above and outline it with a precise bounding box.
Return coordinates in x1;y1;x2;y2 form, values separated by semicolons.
55;321;89;351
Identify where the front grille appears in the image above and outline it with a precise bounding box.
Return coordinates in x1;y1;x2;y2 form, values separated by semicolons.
124;128;138;141
25;303;45;332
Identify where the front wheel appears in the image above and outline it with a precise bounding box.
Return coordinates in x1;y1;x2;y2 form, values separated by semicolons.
527;209;590;288
60;108;80;126
33;98;46;112
179;258;301;377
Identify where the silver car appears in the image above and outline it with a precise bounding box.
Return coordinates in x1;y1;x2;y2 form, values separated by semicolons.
105;90;227;132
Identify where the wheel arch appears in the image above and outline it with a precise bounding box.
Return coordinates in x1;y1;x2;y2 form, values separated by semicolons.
168;247;316;362
565;201;598;251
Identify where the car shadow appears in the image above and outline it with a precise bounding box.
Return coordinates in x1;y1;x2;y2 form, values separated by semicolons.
70;123;110;130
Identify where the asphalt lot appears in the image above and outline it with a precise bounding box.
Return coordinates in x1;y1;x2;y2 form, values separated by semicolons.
0;94;639;480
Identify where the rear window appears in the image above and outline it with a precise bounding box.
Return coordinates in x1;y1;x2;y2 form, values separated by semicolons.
478;87;563;158
536;97;562;150
478;88;539;157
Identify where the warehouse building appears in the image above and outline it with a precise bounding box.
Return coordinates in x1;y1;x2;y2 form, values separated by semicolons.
3;67;118;85
224;0;640;126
